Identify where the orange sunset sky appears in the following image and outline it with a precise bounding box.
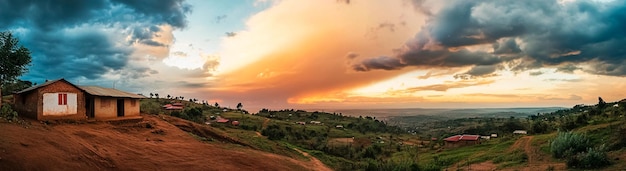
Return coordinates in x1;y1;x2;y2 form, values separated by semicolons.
6;0;626;111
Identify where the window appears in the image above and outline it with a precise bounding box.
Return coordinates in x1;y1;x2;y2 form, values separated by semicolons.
101;99;110;108
58;93;67;105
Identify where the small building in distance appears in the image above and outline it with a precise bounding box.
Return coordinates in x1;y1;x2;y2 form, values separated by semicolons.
13;78;145;121
513;130;528;135
163;102;184;110
443;134;480;148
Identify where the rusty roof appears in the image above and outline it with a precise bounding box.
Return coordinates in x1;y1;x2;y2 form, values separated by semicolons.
79;86;146;99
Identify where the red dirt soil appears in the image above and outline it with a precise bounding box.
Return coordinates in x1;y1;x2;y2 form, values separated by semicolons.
0;115;326;171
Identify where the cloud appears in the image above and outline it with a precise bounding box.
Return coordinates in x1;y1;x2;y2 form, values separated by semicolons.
453;65;499;79
398;79;494;93
529;71;544;76
538;94;583;101
1;0;191;81
208;0;426;110
356;0;626;76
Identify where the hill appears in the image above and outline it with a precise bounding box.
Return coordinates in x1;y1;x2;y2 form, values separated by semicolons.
0;114;326;170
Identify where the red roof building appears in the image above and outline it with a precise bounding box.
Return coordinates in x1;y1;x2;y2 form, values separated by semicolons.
443;134;480;148
163;104;183;110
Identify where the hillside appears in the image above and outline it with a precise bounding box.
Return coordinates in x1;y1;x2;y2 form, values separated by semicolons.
0;114;326;171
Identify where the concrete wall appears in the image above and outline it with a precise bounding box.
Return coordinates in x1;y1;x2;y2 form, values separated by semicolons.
37;81;86;121
125;99;140;117
93;97;117;119
93;97;141;119
42;93;78;115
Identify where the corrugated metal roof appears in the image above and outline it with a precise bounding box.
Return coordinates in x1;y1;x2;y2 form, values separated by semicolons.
79;86;146;99
444;134;480;142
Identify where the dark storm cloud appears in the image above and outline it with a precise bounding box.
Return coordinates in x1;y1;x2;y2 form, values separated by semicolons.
455;65;498;79
358;0;626;76
110;0;191;28
0;0;191;80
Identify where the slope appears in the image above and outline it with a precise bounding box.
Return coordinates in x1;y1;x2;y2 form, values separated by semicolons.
0;115;317;171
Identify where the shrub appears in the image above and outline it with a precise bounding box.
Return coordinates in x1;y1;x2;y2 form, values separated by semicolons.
0;104;18;122
550;131;590;158
566;146;611;169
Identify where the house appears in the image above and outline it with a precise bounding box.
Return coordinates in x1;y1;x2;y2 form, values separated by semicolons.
443;135;480;148
14;79;86;121
80;86;145;119
216;116;229;123
295;121;306;125
513;130;528;135
335;125;344;128
13;78;145;121
480;136;491;140
163;103;183;110
490;134;498;138
310;121;321;124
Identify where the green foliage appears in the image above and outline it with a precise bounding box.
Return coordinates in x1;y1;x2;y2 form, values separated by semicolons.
1;104;18;122
530;120;550;134
566;145;611;169
262;125;286;140
550;131;591;158
1;80;32;95
551;131;611;169
0;31;32;106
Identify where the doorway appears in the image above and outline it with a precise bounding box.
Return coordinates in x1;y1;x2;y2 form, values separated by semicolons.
86;96;95;118
117;99;125;117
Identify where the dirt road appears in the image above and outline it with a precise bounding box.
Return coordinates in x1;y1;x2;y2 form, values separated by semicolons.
292;148;333;171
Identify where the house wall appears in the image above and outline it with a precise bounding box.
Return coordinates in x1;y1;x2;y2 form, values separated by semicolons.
36;81;86;121
445;140;480;148
124;99;140;117
42;93;78;115
93;97;118;119
13;91;39;119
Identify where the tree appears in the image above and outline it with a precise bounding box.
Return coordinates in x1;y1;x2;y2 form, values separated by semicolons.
214;102;219;107
155;93;159;101
1;79;32;96
149;93;154;98
236;102;243;110
598;97;607;109
167;94;171;99
0;31;32;106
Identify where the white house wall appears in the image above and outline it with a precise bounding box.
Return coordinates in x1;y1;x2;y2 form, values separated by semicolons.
42;93;77;115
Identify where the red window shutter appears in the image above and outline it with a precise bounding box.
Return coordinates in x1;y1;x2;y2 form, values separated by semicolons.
63;94;67;105
58;94;63;105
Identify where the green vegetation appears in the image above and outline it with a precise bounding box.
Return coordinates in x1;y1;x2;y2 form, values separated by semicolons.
138;96;626;170
0;31;32;107
551;131;611;169
0;103;18;122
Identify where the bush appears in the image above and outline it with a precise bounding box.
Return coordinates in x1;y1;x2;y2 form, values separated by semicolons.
261;125;286;140
566;146;611;169
0;104;18;122
551;131;611;169
550;131;590;158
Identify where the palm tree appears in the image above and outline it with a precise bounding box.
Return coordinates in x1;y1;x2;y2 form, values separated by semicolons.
149;93;153;98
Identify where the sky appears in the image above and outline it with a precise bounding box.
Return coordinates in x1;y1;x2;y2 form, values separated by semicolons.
2;0;626;112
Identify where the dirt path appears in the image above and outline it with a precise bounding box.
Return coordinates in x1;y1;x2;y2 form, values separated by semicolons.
505;136;566;171
262;118;270;129
292;148;333;171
